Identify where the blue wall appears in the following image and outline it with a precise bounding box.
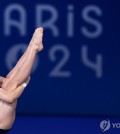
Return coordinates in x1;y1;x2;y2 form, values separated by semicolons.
8;116;120;134
0;0;120;116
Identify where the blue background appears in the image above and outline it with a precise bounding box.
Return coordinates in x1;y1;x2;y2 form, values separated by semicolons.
0;0;120;116
8;116;120;134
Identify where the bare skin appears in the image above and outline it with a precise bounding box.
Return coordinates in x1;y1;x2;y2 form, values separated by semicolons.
0;27;44;130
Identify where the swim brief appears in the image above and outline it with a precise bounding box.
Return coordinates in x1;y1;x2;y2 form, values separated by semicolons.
0;129;10;134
